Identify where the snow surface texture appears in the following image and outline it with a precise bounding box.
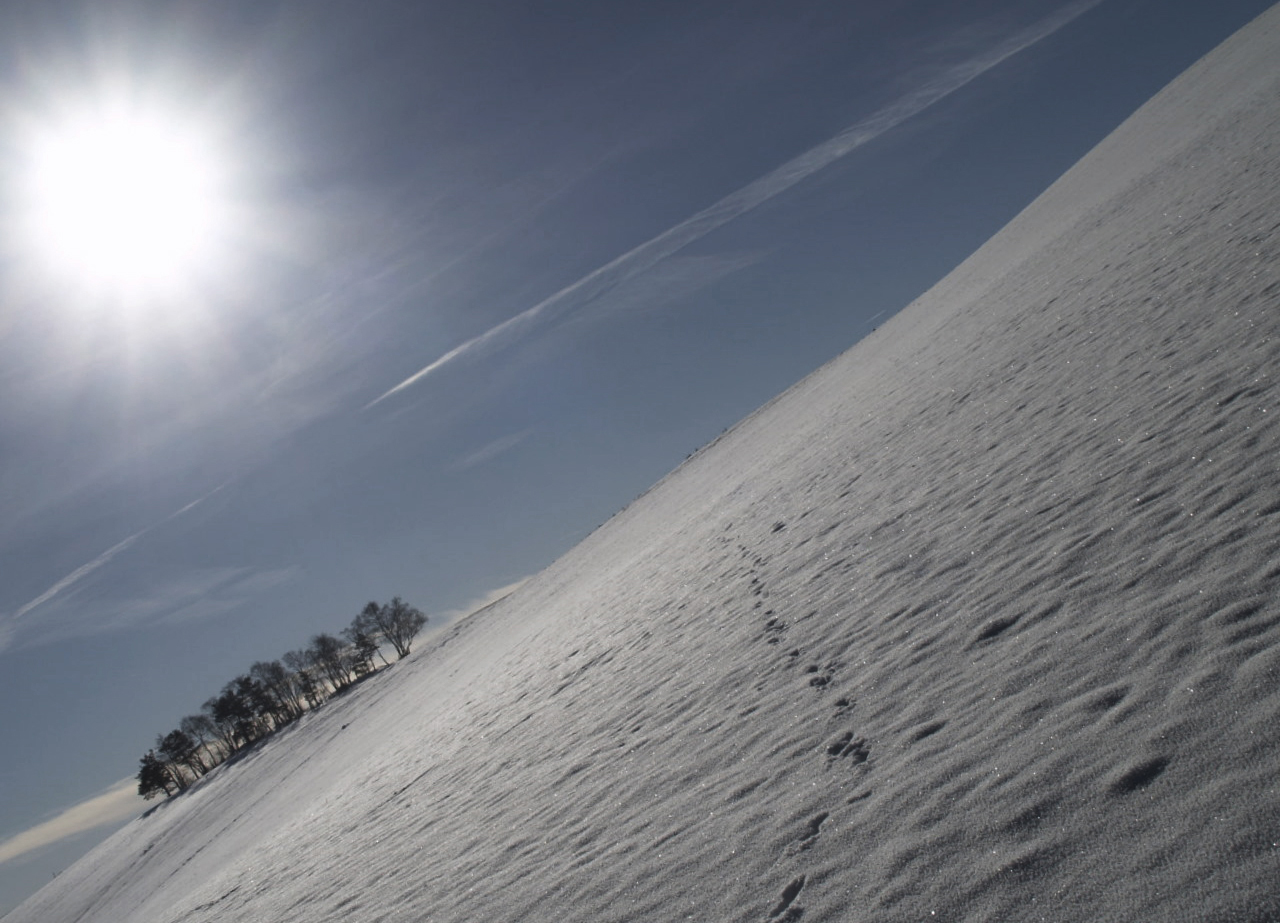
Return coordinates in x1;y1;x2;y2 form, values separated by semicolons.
11;8;1280;923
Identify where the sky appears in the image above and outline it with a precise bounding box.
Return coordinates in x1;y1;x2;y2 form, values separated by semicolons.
0;0;1274;914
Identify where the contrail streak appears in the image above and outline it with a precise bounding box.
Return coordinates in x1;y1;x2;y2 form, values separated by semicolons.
368;0;1104;408
10;532;143;622
7;484;225;624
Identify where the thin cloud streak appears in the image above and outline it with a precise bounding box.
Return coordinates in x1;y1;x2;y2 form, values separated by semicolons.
11;565;304;654
450;430;534;471
0;779;143;866
10;533;143;623
367;0;1103;408
5;485;226;629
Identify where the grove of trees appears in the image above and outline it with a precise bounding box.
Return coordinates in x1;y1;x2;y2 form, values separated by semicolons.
137;597;427;800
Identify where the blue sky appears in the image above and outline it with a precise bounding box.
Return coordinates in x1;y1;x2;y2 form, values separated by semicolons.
0;0;1273;914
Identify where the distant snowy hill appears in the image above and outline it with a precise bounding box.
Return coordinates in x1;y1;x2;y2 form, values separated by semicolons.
8;5;1280;922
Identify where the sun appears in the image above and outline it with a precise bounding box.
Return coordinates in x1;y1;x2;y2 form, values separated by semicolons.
17;98;231;303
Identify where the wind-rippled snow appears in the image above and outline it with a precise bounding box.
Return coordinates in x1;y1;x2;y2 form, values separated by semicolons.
9;7;1280;922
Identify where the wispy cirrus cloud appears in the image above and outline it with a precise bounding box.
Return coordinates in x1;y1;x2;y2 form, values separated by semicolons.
450;429;534;471
9;532;143;624
558;252;765;325
6;565;304;653
0;778;144;866
367;0;1103;408
0;487;231;652
8;487;223;623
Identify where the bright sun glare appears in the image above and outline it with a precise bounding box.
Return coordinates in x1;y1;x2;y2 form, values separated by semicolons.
19;100;230;302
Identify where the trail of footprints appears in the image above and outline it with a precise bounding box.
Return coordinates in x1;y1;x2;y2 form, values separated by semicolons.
761;721;876;919
743;519;1173;918
739;526;880;921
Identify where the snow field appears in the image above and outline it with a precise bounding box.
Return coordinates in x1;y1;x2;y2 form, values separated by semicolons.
8;5;1280;922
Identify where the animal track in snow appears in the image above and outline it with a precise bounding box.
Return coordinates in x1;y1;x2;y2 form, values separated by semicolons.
769;875;806;919
970;615;1020;646
800;812;827;846
804;662;839;688
762;613;788;644
909;720;945;743
826;732;870;765
784;812;829;857
1109;756;1171;794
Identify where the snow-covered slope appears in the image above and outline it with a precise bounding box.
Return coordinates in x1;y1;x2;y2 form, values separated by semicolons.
10;6;1280;922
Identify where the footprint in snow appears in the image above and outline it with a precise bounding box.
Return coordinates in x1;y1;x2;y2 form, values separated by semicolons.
769;875;805;920
826;732;870;766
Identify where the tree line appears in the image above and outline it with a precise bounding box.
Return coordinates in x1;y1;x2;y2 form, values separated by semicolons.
137;597;427;800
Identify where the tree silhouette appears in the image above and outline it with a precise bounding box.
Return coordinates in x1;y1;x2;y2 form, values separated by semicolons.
137;751;179;799
283;649;324;708
362;597;427;659
180;713;223;766
229;674;277;742
308;633;353;691
137;596;429;799
156;728;206;780
204;682;254;751
250;660;302;725
202;695;236;754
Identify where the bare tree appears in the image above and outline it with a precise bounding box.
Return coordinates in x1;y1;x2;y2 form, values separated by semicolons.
202;690;244;754
180;714;223;768
343;620;386;675
362;597;427;659
282;649;325;709
349;605;390;665
250;660;302;724
308;633;353;691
